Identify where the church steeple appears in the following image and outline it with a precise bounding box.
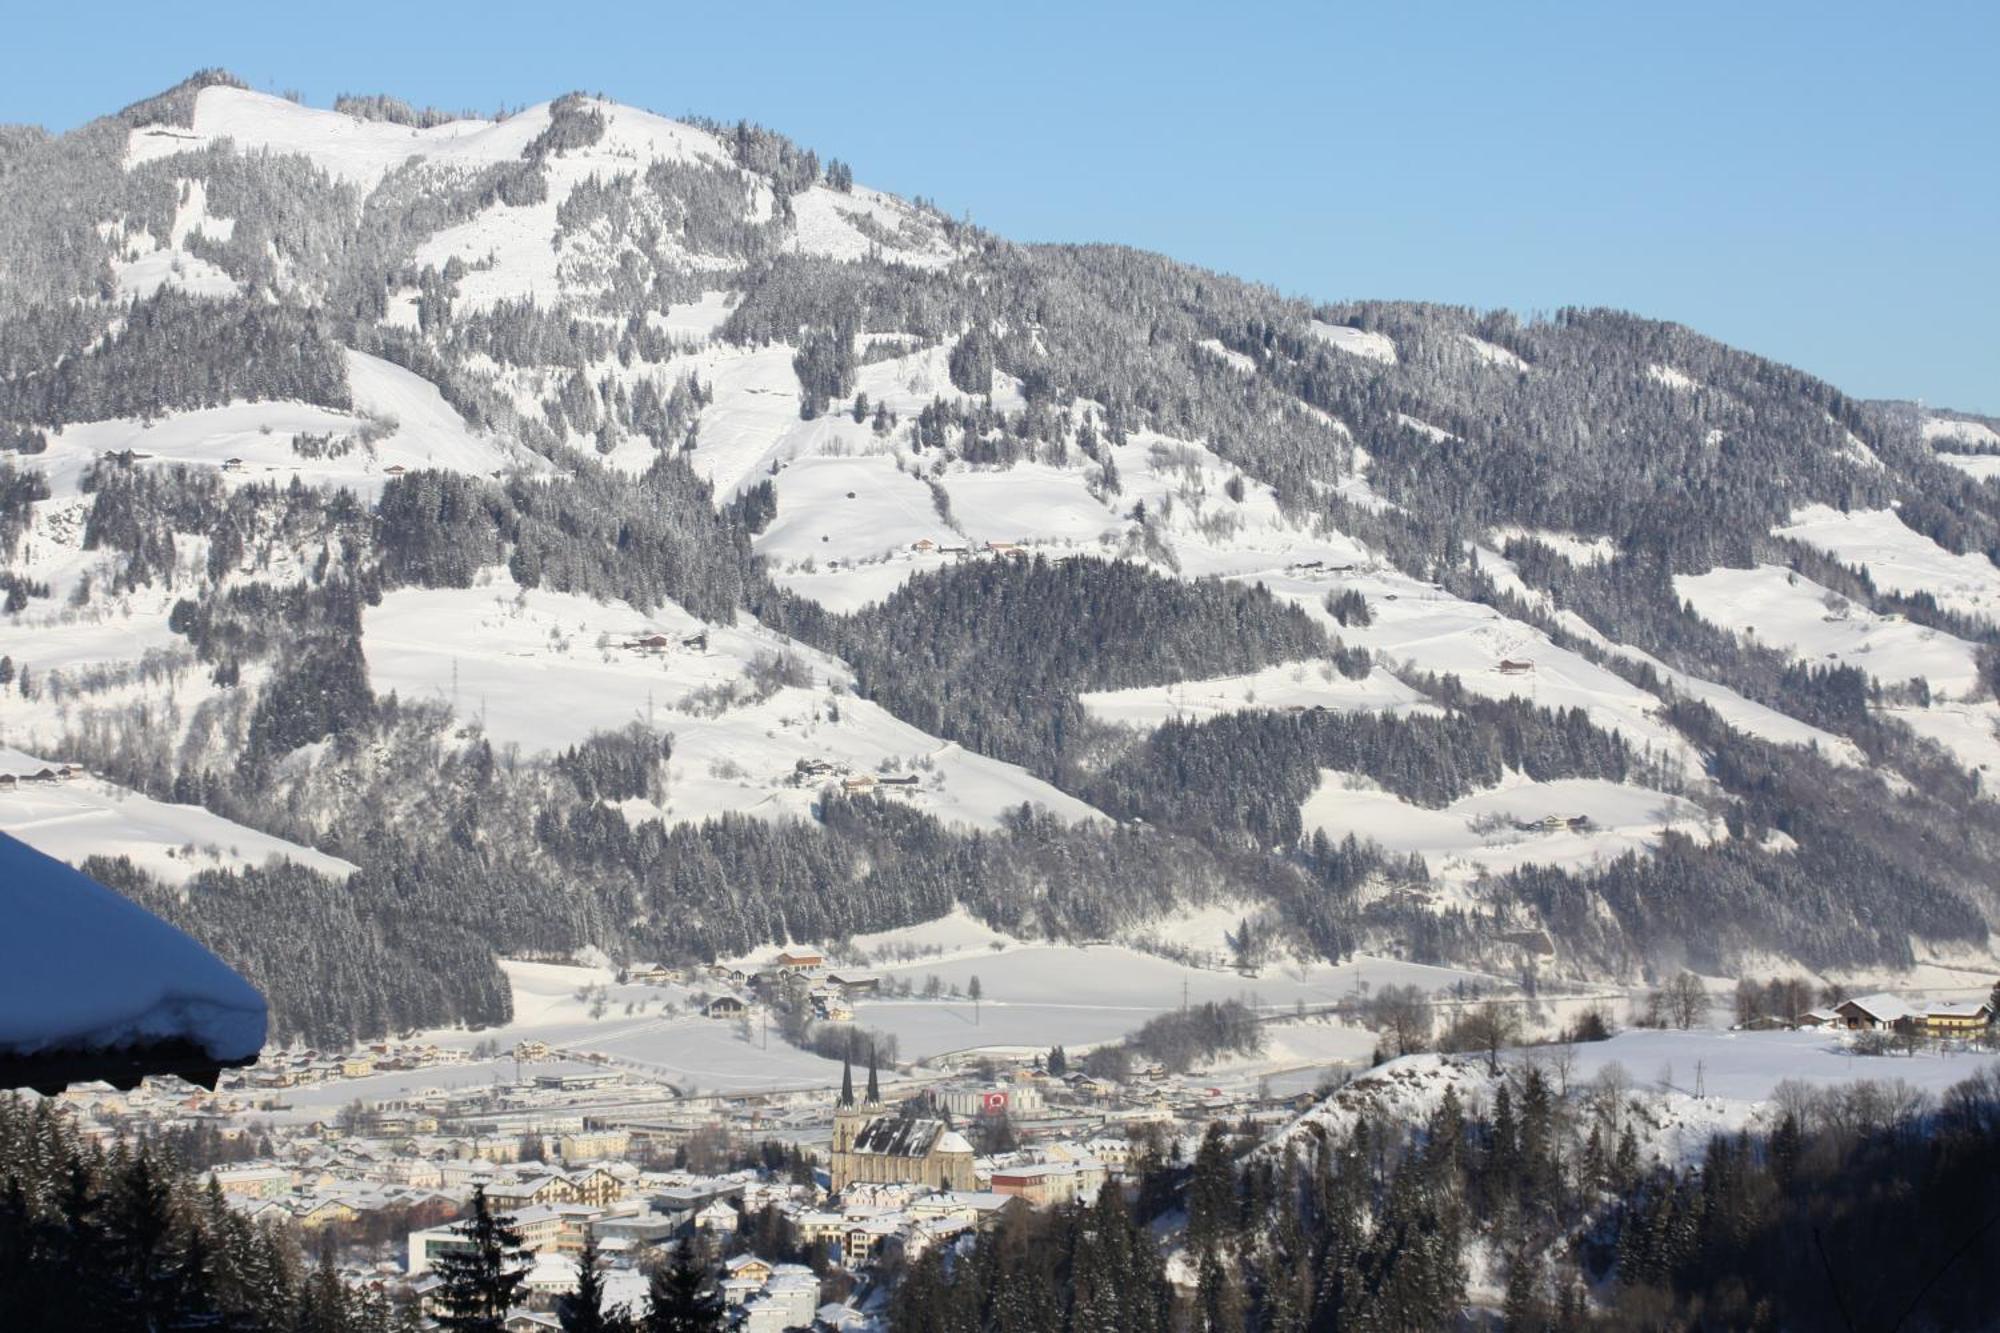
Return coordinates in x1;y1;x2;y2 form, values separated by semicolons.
866;1047;880;1104
839;1055;854;1108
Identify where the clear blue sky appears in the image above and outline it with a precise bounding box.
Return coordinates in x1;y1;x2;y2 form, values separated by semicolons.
5;1;1994;412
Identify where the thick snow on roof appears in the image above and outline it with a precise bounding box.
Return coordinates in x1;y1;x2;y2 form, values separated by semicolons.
0;833;265;1066
1842;992;1916;1021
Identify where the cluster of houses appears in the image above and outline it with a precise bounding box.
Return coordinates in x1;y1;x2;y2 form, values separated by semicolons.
787;760;923;798
1518;813;1593;834
1794;992;1996;1038
242;1039;469;1095
0;762;85;791
698;950;880;1024
907;538;1032;559
621;630;709;653
388;1125;1132;1329
41;1012;1360;1333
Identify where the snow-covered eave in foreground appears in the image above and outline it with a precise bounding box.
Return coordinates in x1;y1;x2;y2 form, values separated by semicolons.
0;833;266;1094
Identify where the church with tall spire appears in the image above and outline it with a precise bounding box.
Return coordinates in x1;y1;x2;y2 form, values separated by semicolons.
829;1050;974;1193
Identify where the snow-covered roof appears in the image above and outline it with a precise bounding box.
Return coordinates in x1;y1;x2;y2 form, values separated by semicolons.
1841;993;1916;1021
0;833;266;1092
935;1130;974;1155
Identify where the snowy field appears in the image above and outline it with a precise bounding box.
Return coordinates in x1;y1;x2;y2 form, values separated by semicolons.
1487;526;1614;566
386;948;1484;1097
1603;643;1868;766
756;455;954;564
0;748;354;885
1880;701;2000;781
28;350;535;502
388;960;845;1101
1080;660;1434;729
361;577;1100;830
1275;1029;2000;1170
1307;321;1398;364
1254;562;1706;775
1300;772;1720;890
1776;504;2000;628
1676;564;1981;695
856;944;1485;1061
941;465;1117;547
1562;1026;2000;1103
1459;334;1530;373
1923;417;2000;451
1936;452;2000;482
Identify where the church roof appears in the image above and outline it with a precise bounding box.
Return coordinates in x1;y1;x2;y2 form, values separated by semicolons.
851;1114;949;1158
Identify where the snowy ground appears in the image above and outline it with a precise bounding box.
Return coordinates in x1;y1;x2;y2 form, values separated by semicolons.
1776;504;2000;629
1562;1026;2000;1103
389;947;1485;1096
1676;563;1981;696
360;576;1100;831
0;748;354;884
1883;700;2000;780
855;944;1485;1061
1307;321;1398;365
1935;452;2000;482
1080;660;1435;729
27;350;536;504
1299;772;1720;891
390;960;846;1102
1256;562;1707;776
1487;526;1614;566
1923;417;2000;451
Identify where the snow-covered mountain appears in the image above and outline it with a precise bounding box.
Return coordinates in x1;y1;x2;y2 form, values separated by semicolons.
5;72;2000;1045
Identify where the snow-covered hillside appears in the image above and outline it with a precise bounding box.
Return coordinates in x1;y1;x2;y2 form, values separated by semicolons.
0;748;354;884
361;576;1101;831
6;72;2000;1051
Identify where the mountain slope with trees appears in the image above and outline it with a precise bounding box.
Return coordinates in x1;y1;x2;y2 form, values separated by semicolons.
2;73;1998;1043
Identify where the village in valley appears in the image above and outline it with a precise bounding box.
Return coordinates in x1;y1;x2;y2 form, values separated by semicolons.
41;928;2000;1331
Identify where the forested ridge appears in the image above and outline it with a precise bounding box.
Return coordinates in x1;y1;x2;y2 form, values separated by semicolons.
894;1059;2000;1333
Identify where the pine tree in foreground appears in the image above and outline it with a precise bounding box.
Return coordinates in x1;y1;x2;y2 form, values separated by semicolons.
433;1184;529;1332
561;1231;634;1333
643;1241;724;1333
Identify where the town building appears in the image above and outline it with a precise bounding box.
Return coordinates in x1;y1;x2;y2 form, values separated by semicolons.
1921;1000;1994;1036
1834;994;1916;1031
829;1060;975;1193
